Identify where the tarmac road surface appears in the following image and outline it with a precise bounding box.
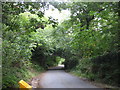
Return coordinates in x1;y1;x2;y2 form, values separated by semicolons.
36;65;100;88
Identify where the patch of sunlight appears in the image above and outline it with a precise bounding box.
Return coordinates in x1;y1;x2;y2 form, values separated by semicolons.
45;4;71;23
56;56;65;65
58;64;64;67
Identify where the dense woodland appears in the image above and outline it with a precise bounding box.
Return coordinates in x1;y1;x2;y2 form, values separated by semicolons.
2;1;120;88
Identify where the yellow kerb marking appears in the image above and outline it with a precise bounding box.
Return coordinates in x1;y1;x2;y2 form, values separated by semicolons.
18;80;32;90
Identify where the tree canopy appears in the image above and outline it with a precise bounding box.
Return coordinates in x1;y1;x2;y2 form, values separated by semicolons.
2;2;120;88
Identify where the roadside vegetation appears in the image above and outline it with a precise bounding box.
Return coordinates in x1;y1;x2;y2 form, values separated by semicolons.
2;1;120;88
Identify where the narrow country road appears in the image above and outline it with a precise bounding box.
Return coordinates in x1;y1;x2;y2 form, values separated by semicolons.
31;65;101;89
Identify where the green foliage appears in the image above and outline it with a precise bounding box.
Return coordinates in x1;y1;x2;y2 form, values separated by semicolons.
92;51;120;86
52;2;119;86
72;51;120;86
56;56;65;65
65;56;79;70
2;2;58;88
2;1;120;88
3;63;44;88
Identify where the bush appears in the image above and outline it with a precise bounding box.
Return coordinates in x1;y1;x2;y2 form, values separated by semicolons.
71;51;120;86
65;56;79;69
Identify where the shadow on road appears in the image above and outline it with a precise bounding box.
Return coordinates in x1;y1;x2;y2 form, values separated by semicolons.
47;65;64;70
31;64;102;88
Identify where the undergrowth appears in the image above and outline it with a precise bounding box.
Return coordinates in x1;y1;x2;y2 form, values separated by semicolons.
2;61;44;88
70;51;120;87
